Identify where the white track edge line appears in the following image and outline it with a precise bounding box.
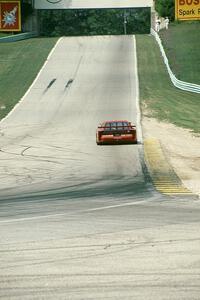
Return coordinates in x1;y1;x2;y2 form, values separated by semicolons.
133;35;143;144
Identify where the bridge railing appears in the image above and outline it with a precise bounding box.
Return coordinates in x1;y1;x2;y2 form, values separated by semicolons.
151;29;200;94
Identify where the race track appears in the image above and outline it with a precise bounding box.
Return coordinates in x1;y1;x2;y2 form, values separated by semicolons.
0;35;145;199
0;36;200;299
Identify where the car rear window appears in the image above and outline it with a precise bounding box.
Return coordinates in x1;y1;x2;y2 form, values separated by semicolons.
104;122;129;130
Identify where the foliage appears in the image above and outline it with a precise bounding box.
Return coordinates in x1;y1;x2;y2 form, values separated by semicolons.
20;0;34;23
155;0;175;21
38;8;150;36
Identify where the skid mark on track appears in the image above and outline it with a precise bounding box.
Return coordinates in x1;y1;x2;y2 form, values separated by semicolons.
0;199;152;224
144;138;195;196
65;78;74;89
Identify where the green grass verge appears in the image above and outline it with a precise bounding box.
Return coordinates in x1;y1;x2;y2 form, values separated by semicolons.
136;34;200;133
0;37;58;120
159;22;200;85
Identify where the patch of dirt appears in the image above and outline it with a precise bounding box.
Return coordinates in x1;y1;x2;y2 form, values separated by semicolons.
142;117;200;197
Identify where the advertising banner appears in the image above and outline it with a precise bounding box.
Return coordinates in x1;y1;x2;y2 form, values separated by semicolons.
175;0;200;20
35;0;153;9
0;1;21;31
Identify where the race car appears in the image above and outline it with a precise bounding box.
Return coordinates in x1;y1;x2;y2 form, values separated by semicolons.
96;120;137;145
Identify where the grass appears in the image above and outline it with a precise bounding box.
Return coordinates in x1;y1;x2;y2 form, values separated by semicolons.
159;22;200;85
0;32;13;37
0;37;58;120
136;34;200;133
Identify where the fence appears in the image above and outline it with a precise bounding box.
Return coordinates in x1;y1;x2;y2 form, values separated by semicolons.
151;29;200;94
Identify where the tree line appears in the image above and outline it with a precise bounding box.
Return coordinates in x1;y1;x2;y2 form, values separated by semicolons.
38;8;151;36
155;0;175;21
20;0;176;35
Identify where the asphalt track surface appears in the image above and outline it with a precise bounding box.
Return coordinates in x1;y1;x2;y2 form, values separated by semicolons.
0;36;200;299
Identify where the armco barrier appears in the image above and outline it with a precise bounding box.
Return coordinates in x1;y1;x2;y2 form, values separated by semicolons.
151;29;200;94
0;32;38;43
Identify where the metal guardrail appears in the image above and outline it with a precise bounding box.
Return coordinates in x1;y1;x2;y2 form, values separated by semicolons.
0;32;38;43
151;29;200;94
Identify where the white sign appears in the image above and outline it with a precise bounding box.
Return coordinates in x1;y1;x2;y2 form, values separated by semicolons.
35;0;153;9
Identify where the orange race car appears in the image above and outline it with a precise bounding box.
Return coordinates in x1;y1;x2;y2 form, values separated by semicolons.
96;120;137;145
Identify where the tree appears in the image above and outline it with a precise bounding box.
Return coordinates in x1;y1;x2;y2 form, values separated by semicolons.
38;8;151;36
20;0;33;23
155;0;175;21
